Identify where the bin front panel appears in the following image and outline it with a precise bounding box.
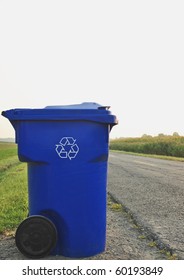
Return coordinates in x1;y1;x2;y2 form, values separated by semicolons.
16;120;109;163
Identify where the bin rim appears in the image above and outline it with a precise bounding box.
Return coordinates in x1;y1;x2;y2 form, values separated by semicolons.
1;102;118;125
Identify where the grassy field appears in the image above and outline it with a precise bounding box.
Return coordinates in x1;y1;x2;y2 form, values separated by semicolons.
110;135;184;158
0;142;27;234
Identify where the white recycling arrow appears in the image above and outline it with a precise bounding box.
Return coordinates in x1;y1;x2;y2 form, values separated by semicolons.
68;144;79;160
55;137;79;160
55;144;67;158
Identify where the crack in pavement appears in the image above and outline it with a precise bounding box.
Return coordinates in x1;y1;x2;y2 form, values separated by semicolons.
108;191;180;259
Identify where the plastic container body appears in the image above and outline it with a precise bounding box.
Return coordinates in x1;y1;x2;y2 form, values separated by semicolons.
2;103;117;257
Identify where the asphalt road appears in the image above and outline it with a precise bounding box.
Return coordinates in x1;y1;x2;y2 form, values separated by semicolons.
108;152;184;259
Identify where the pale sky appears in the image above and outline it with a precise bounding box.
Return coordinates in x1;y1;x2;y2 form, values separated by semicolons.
0;0;184;139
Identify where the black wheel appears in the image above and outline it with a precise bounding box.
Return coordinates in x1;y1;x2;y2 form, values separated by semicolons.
15;215;57;259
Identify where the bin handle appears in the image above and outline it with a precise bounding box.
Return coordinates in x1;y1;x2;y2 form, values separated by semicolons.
98;106;110;110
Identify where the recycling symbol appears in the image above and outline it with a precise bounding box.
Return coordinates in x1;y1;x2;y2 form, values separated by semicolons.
55;137;79;160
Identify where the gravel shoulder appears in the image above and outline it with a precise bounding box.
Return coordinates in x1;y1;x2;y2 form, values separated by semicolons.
0;194;169;260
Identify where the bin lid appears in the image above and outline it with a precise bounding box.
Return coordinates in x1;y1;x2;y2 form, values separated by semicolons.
2;102;118;125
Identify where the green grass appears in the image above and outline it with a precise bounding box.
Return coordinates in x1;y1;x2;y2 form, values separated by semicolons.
111;149;184;162
0;143;28;234
0;142;18;160
110;135;184;159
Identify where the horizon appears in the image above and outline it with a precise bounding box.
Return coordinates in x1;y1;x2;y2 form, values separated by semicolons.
0;132;184;143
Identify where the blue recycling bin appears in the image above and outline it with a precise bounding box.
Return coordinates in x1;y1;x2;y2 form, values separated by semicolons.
2;103;117;258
